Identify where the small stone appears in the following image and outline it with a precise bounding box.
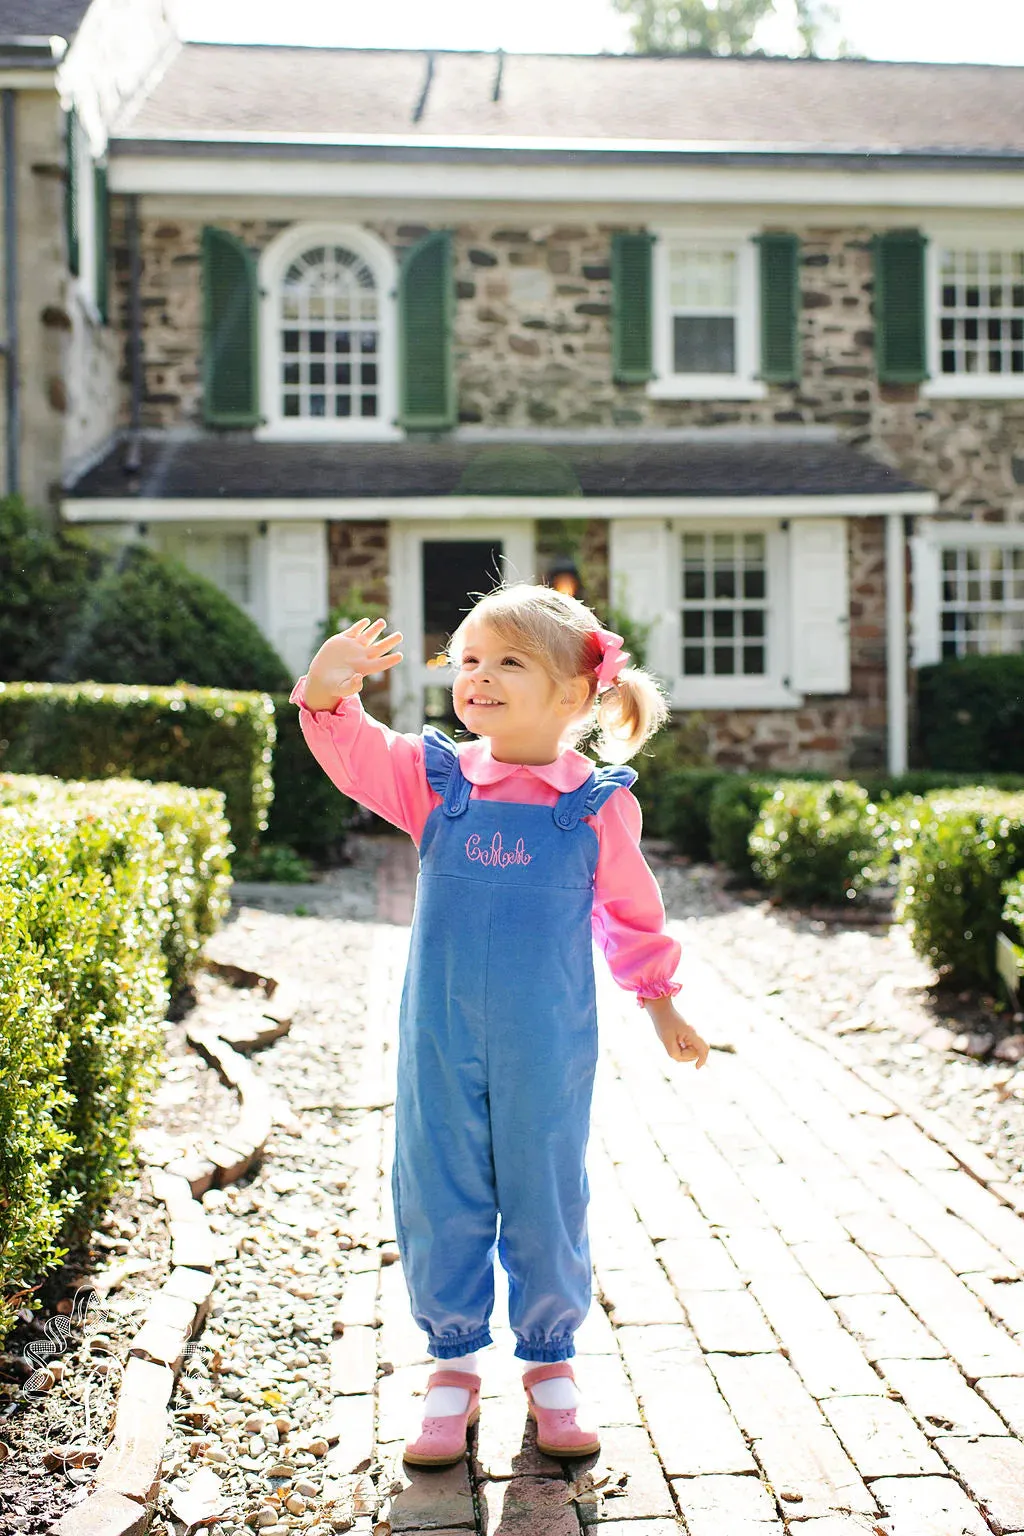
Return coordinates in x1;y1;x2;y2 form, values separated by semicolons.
285;1494;306;1515
273;1416;292;1434
994;1033;1024;1062
256;1509;278;1529
263;1424;280;1446
294;1477;318;1496
204;1446;230;1464
307;1438;329;1458
249;1435;266;1456
952;1031;994;1058
245;1413;267;1433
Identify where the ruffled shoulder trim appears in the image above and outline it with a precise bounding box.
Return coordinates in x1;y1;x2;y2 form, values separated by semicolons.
422;725;461;795
585;764;638;816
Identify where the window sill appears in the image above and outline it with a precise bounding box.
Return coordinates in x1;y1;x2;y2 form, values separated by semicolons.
255;420;403;443
669;682;803;711
646;377;768;402
922;377;1024;400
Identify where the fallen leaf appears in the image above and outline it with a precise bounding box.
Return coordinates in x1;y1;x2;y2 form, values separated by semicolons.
0;1442;11;1464
372;1524;392;1536
168;1466;230;1530
42;1445;102;1471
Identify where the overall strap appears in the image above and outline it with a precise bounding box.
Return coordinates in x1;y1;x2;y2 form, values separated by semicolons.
584;763;639;816
552;772;597;831
422;725;474;818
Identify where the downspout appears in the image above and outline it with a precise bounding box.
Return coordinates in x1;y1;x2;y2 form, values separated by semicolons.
886;510;908;774
2;88;19;495
124;191;142;473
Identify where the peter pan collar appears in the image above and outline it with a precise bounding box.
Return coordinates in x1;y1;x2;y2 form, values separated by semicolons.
458;737;594;792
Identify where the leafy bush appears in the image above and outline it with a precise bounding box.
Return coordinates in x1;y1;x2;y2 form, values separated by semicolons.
0;681;273;851
0;497;291;693
0;897;75;1343
0;777;230;1337
264;692;356;863
707;776;796;878
895;789;1024;988
750;779;880;905
917;655;1024;774
232;842;312;883
631;719;713;854
1004;873;1024;945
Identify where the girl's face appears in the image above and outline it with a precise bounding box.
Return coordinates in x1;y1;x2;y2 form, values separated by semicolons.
452;617;577;754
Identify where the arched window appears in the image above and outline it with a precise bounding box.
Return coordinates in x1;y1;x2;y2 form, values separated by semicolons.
258;225;397;439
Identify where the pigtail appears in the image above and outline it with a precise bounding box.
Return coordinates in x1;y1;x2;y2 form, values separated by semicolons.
593;665;669;764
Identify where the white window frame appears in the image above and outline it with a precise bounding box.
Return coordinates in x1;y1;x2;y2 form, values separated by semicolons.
257;223;400;442
72;120;101;326
911;517;1024;666
648;232;766;402
923;234;1024;400
147;521;268;632
665;519;798;708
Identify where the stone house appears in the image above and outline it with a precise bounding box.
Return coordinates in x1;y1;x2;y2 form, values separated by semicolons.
0;0;175;509
56;43;1024;772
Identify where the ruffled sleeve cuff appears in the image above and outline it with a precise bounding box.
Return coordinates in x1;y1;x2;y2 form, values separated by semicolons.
634;979;684;1007
289;674;360;719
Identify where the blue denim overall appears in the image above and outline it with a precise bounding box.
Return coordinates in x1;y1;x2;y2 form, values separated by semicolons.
391;727;637;1363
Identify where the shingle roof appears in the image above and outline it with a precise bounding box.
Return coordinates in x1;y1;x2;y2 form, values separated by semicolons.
115;43;1024;158
66;436;926;501
0;0;91;41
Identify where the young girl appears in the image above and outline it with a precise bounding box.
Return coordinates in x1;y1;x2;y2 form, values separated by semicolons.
291;583;709;1468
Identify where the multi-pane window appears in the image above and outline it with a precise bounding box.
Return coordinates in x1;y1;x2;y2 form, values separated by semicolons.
280;244;379;420
668;248;739;375
938;249;1024;378
940;545;1024;656
681;532;768;677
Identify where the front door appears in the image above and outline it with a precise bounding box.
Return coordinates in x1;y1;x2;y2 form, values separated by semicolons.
390;520;535;732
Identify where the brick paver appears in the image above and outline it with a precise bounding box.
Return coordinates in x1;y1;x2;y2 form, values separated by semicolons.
348;875;1024;1532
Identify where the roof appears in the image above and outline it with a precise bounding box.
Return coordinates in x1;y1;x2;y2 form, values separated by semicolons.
0;0;91;43
66;436;926;501
113;43;1024;162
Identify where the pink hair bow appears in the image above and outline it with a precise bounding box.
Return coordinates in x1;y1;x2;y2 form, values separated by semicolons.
592;627;630;691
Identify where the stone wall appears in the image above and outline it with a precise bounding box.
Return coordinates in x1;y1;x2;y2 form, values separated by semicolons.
122;212;1023;522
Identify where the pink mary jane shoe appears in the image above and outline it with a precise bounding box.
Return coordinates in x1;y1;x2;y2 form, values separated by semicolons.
522;1362;601;1458
403;1369;482;1467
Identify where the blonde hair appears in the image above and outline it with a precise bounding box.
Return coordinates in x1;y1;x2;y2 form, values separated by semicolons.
448;582;669;764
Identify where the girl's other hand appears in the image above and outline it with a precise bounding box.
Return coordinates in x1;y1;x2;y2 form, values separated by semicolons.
304;617;404;712
644;997;710;1068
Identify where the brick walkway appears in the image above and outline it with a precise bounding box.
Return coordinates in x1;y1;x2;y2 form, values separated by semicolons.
327;847;1024;1535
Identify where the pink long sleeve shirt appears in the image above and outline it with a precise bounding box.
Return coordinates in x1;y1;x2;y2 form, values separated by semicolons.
291;678;683;1005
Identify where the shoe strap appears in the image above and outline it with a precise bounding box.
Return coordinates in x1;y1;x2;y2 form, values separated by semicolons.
522;1361;576;1390
427;1369;481;1392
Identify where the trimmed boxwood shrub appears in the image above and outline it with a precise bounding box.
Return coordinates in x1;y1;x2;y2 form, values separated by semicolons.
917;655;1024;774
0;777;230;1339
750;780;881;905
895;790;1024;988
0;497;291;693
707;775;829;879
0;898;75;1343
264;692;356;864
0;681;273;851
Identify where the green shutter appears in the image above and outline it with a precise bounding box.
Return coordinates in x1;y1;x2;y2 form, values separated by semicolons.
201;225;259;428
873;230;928;384
399;230;455;431
65;108;79;277
94;163;109;322
612;232;654;383
757;232;801;384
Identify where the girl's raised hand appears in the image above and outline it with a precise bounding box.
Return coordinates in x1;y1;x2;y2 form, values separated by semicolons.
304;617;404;711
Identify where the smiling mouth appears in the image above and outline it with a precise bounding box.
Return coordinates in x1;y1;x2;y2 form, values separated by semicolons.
466;698;504;707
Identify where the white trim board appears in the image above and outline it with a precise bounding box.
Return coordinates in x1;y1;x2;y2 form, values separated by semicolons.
108;156;1024;211
62;492;937;523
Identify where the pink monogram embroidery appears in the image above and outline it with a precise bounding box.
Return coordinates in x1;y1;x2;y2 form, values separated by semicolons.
465;831;533;868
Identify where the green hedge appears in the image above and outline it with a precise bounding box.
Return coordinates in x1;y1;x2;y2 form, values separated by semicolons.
264;693;357;863
0;778;230;1341
918;654;1024;773
0;681;273;852
894;790;1024;988
750;780;881;905
0;496;291;693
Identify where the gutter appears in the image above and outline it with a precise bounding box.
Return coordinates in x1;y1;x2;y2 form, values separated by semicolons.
107;132;1024;173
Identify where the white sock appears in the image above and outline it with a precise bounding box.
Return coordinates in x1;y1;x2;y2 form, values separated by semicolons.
423;1351;478;1417
525;1363;580;1410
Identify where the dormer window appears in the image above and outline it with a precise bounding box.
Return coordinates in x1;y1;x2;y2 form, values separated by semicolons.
258;224;398;440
